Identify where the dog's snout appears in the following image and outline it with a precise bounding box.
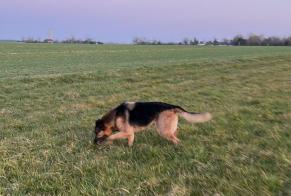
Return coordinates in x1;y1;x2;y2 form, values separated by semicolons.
93;135;107;144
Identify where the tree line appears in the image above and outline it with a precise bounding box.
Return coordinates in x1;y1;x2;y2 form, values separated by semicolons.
19;34;291;46
21;37;103;44
133;34;291;46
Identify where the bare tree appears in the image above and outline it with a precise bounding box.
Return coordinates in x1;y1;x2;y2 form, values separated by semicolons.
247;34;263;46
284;36;291;46
182;38;190;45
231;35;247;46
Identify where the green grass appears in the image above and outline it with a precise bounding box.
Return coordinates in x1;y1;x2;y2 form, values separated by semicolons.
0;44;291;195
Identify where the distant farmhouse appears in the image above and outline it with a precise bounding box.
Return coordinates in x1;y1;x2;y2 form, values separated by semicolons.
44;38;54;43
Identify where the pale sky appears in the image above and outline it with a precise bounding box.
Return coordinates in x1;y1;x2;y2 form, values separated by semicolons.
1;0;291;43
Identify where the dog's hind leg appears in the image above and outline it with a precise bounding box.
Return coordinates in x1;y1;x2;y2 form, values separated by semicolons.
127;133;135;147
170;135;180;144
155;110;180;145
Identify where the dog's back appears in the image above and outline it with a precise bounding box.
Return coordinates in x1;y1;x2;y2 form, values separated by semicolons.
115;101;179;127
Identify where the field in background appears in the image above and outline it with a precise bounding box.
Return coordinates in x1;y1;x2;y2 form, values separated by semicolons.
1;44;291;79
1;44;291;195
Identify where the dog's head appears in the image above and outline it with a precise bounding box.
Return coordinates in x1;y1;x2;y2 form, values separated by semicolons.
93;119;112;144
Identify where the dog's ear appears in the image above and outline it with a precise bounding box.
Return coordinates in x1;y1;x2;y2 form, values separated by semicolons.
95;119;104;132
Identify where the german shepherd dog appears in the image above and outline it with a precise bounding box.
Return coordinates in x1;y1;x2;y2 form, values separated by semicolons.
94;102;212;146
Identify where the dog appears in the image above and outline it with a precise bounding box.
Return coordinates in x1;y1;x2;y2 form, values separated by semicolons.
94;101;212;146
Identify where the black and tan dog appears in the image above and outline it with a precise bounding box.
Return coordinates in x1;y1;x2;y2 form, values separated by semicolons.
94;102;212;146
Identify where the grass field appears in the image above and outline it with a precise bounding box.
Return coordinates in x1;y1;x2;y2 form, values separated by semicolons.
1;44;291;195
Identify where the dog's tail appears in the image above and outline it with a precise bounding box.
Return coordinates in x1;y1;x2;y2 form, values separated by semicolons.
175;107;212;123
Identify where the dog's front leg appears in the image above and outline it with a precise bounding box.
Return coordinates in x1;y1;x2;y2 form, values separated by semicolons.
107;131;128;142
106;131;135;146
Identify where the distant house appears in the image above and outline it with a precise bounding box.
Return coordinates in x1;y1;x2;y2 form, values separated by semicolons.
44;38;54;43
